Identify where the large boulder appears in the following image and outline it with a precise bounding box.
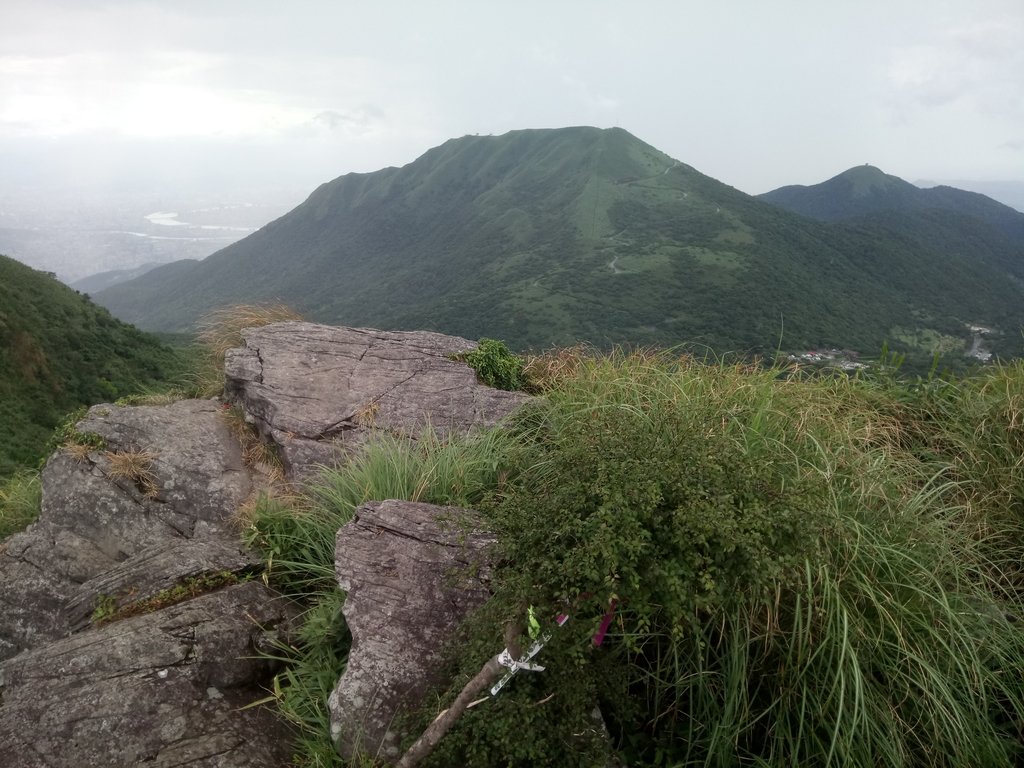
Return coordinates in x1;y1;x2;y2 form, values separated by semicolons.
328;500;496;760
224;323;530;478
0;399;253;659
0;398;295;765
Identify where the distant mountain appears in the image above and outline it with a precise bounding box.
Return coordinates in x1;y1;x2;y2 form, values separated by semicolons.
0;254;182;476
759;165;1024;241
915;179;1024;215
95;128;1024;364
71;262;162;295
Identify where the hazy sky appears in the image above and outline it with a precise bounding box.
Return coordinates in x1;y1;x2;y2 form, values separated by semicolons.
2;0;1023;197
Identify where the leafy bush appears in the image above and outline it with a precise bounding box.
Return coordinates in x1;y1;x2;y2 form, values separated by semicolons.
457;338;526;391
411;352;1024;767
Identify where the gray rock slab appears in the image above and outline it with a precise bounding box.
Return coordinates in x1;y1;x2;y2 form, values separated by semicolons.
0;581;294;768
328;500;496;760
224;323;530;478
62;538;263;632
0;399;253;659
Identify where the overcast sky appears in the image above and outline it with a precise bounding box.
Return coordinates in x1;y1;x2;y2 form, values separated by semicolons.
2;0;1022;198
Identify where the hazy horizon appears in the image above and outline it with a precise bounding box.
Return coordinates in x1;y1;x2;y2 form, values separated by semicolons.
2;0;1023;280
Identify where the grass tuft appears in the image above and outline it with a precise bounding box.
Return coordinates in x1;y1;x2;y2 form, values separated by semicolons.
191;303;303;396
0;469;42;541
104;449;159;498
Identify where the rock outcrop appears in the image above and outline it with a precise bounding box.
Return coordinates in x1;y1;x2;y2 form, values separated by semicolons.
0;399;254;659
0;399;294;765
0;322;531;766
328;500;496;760
0;582;292;767
224;323;530;478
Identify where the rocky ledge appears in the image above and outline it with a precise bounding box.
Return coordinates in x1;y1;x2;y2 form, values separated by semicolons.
0;322;529;766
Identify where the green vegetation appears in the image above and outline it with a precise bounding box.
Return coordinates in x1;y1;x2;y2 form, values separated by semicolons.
244;428;512;765
456;338;526;391
0;470;42;540
90;570;245;626
0;254;185;478
94;127;1024;369
759;163;1024;240
247;348;1024;767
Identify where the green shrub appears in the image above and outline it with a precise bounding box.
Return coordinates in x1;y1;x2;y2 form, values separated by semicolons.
412;352;1024;767
457;338;526;391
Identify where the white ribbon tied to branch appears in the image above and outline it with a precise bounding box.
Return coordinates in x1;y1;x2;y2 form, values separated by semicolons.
489;614;569;696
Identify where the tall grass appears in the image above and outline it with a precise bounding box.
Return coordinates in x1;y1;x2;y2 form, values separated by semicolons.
245;427;515;765
248;349;1024;766
0;469;41;541
420;351;1024;767
191;303;304;396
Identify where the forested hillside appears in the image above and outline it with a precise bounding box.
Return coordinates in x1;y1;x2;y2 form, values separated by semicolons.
96;128;1024;364
0;254;183;476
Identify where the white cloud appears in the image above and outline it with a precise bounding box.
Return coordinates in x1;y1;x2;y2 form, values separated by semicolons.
0;0;1022;195
887;17;1024;114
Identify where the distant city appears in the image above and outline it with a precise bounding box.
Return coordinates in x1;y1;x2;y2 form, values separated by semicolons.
0;185;304;285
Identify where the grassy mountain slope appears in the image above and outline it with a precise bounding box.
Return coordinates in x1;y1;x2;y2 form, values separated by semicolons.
96;128;1024;361
0;254;183;476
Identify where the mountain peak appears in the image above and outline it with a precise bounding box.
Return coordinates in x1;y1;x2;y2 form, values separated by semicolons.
759;164;1024;241
829;164;911;196
93;128;1024;365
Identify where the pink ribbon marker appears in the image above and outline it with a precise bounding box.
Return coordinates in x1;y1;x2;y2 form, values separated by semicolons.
592;599;617;647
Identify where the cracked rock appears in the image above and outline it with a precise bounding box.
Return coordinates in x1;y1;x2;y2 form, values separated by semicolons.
224;322;531;479
0;582;294;767
0;399;252;659
328;500;496;760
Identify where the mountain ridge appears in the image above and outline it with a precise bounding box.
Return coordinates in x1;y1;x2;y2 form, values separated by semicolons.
94;127;1024;363
759;165;1024;241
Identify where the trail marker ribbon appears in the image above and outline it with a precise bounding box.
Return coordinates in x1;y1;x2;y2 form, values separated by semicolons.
489;614;569;696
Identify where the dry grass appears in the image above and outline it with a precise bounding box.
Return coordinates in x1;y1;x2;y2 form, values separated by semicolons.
116;390;188;407
219;405;285;482
104;449;159;497
62;442;95;463
522;343;596;392
190;303;304;397
353;399;380;427
196;303;304;361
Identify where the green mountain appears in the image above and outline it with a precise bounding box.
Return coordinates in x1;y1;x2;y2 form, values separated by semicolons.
759;165;1024;241
0;254;183;476
95;127;1024;362
71;262;162;295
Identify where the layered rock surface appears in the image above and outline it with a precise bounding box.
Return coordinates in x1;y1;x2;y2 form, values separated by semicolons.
224;323;530;478
0;322;529;765
0;399;255;659
0;398;294;766
329;500;496;759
